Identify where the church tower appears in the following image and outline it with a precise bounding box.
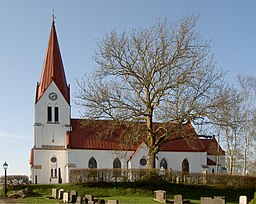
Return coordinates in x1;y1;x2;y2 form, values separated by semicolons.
30;17;71;184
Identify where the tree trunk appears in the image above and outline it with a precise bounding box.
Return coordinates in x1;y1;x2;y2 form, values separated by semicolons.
147;146;156;169
216;126;221;174
243;133;248;175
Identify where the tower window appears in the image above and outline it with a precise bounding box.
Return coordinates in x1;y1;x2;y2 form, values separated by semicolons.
47;106;52;122
54;107;59;122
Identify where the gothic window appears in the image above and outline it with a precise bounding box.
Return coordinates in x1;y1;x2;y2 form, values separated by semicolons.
160;158;168;169
113;158;121;177
47;106;52;122
88;157;97;169
113;158;121;169
54;107;59;122
182;158;189;174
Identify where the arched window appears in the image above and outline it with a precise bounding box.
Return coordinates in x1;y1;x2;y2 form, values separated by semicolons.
182;158;189;174
88;157;97;169
160;158;168;169
113;158;121;169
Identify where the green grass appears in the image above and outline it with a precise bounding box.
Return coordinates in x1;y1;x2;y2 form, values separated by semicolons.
2;182;255;203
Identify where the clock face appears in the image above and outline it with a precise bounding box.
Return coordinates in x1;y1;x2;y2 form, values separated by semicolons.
49;92;58;101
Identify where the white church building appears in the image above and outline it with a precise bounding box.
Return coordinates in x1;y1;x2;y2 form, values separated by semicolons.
30;19;226;184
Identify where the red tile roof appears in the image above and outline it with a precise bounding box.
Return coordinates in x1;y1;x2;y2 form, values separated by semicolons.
160;138;205;152
67;119;209;153
36;19;70;104
67;119;137;151
207;158;216;166
200;138;225;155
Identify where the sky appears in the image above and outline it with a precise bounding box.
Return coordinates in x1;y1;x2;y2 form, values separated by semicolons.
0;0;256;177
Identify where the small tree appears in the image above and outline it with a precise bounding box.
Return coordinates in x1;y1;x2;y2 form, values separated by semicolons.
75;15;225;169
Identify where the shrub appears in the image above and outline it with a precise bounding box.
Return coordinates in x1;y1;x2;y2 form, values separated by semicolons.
249;192;256;204
0;175;29;186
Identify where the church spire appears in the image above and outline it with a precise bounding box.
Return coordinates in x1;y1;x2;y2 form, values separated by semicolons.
36;18;70;104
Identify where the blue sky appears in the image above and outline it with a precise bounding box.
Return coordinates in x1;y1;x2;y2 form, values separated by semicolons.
0;0;255;176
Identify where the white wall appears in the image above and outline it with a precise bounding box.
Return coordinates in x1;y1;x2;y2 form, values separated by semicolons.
32;81;71;184
34;82;70;148
67;149;134;169
128;143;148;169
157;151;207;173
32;149;67;184
128;143;208;173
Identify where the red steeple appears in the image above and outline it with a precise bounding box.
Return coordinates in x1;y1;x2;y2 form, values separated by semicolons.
35;17;70;104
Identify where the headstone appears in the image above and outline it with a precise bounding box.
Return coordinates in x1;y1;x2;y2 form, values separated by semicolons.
76;196;83;204
239;196;247;204
154;190;166;203
70;190;77;203
174;194;183;204
176;176;180;183
63;192;69;203
107;200;119;204
85;194;94;201
58;189;65;200
51;188;57;199
88;201;95;204
201;197;213;204
99;199;105;204
213;196;225;204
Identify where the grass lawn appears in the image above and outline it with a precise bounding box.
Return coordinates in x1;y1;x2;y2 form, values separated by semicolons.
2;182;254;203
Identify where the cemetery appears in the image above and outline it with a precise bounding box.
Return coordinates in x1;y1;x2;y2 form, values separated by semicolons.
0;171;255;203
45;187;251;204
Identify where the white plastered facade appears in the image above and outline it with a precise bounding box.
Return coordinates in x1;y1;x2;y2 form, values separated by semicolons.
30;72;226;185
128;143;208;172
31;81;70;184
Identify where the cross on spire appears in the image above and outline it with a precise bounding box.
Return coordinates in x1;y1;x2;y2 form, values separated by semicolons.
52;10;56;25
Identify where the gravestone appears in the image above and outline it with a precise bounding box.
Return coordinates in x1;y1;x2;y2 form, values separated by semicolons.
84;195;94;204
76;196;83;204
201;197;213;204
63;192;69;203
107;200;119;204
176;176;180;184
99;199;105;204
70;190;77;203
213;196;225;204
51;188;57;199
88;201;95;204
154;190;166;203
239;196;247;204
85;194;94;201
58;189;65;200
174;194;183;204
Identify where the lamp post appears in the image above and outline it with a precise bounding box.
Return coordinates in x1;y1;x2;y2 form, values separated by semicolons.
3;162;8;197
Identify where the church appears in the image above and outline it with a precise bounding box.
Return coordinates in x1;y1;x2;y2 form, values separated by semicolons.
30;18;226;184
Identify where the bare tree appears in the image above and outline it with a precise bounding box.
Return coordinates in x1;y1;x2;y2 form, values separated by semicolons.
237;75;256;175
219;86;243;174
75;16;225;169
